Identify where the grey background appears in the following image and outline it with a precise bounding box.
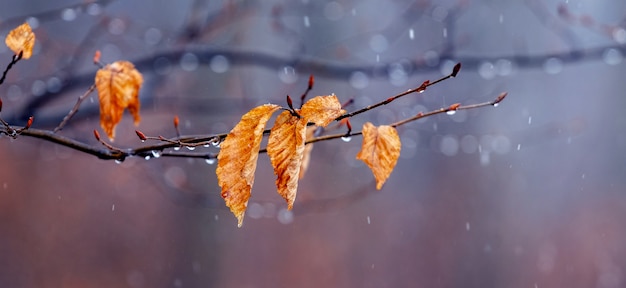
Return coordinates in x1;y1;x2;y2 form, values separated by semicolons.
1;0;626;287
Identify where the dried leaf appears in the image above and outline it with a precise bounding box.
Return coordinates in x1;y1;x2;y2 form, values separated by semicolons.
267;111;307;209
5;22;35;59
299;94;346;127
95;61;144;140
356;122;401;190
299;126;317;179
216;104;280;227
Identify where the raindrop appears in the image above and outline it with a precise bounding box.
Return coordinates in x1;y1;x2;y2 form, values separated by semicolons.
517;144;521;151
432;5;448;22
442;28;448;38
141;140;146;143
6;85;21;102
495;59;513;76
446;110;457;115
31;80;46;97
543;58;563;74
211;140;221;148
409;28;415;40
278;66;298;83
492;135;511;154
323;1;344;21
210;55;230;73
144;155;151;160
423;50;439;67
247;202;264;219
87;3;102;16
388;63;408;86
174;146;181;151
112;204;115;211
144;28;162;46
186;146;196;151
369;34;388;53
480;151;490;166
439;60;456;76
115;159;124;164
499;14;504;23
466;222;471;231
151;151;161;158
349;71;369;89
603;48;623;65
205;158;216;165
367;216;371;224
440;135;459;156
61;8;77;21
528;116;532;125
612;28;626;44
341;136;352;142
461;135;478;154
492;103;499;107
478;61;496;79
203;143;210;148
180;52;199;71
26;17;39;29
303;16;310;27
277;208;294;224
108;18;126;35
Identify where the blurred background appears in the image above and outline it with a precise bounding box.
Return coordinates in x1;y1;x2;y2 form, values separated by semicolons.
1;0;626;287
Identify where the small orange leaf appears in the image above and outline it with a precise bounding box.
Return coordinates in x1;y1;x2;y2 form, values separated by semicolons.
216;104;280;227
299;94;346;127
267;111;307;209
95;61;143;140
5;22;35;59
356;122;401;190
299;126;317;179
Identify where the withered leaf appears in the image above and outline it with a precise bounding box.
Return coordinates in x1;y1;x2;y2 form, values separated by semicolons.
216;104;280;227
299;94;346;127
5;22;35;59
267;111;307;209
95;61;143;140
299;126;317;179
356;122;401;190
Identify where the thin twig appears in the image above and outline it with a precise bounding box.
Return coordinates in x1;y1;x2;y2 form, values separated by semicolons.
53;84;97;133
0;52;22;86
303;93;507;146
335;63;461;121
1;92;506;161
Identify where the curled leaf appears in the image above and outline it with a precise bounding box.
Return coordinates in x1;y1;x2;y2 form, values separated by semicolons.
5;22;35;59
95;61;144;140
216;104;280;227
299;126;317;179
267;111;307;209
299;94;346;127
356;122;401;190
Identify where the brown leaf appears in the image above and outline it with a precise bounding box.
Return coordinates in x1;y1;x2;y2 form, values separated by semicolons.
356;122;401;190
95;61;144;140
299;94;346;127
5;22;35;59
216;104;280;227
299;126;317;179
267;111;308;209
